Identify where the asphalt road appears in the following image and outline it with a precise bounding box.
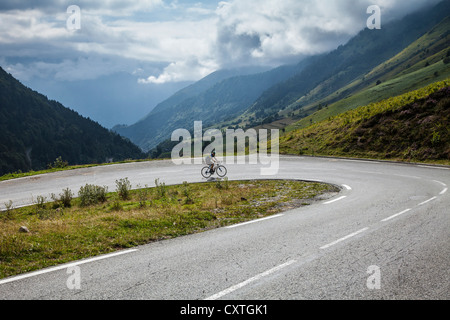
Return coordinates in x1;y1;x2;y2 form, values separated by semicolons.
0;156;449;300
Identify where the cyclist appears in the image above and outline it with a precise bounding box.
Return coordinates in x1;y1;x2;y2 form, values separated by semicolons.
205;150;218;174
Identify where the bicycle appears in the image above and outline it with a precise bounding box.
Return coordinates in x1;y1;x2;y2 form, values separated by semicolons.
201;162;227;178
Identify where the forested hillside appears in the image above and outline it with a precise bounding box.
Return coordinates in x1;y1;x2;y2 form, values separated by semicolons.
0;67;146;176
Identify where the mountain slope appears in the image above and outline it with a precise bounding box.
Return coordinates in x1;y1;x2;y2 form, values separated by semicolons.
284;15;450;132
0;67;146;176
279;80;450;163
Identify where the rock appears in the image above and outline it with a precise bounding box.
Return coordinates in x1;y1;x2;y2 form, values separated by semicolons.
19;226;30;233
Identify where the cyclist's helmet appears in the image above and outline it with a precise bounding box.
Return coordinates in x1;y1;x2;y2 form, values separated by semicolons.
211;151;216;157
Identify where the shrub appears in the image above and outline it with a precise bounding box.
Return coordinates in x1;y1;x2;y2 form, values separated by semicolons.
155;178;167;198
78;184;108;207
35;195;47;209
116;178;132;201
110;195;123;211
136;184;149;208
183;181;193;204
60;188;74;208
3;200;14;219
48;156;68;169
33;195;52;219
50;188;74;208
431;130;441;146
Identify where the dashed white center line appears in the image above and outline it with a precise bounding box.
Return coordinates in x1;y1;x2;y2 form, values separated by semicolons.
381;208;411;222
226;214;284;229
319;227;369;250
204;260;296;300
418;196;437;206
440;188;447;195
323;196;347;205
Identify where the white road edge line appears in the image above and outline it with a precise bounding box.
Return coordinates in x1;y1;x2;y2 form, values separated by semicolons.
0;203;31;212
381;209;411;222
0;249;138;286
204;260;297;300
226;214;284;229
342;184;352;190
418;165;449;170
323;196;347;205
320;227;369;250
339;159;381;164
418;196;437;206
440;188;448;195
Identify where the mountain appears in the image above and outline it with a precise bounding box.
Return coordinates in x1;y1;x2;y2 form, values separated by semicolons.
117;1;450;156
113;62;313;152
0;67;146;176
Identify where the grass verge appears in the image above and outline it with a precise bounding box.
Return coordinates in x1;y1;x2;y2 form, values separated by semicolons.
0;179;338;279
0;158;154;182
280;80;450;165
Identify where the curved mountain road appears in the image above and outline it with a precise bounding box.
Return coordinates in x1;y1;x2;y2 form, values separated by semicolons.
0;156;449;300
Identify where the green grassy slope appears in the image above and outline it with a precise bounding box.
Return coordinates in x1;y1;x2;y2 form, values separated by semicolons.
288;60;450;132
280;80;450;164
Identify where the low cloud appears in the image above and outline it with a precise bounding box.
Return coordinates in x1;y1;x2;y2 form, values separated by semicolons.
138;57;218;84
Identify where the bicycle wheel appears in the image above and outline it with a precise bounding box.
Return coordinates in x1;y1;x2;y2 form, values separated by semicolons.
201;166;212;178
216;165;227;178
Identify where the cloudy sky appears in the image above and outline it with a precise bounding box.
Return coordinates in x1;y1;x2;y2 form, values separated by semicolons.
0;0;441;127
